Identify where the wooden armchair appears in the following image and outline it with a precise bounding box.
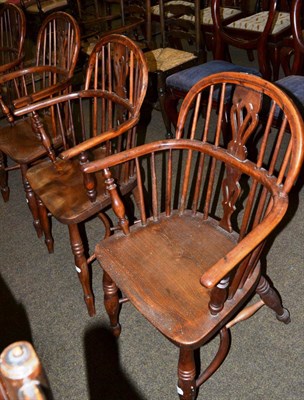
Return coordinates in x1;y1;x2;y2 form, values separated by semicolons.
0;12;80;237
83;72;304;400
13;34;149;316
0;3;26;75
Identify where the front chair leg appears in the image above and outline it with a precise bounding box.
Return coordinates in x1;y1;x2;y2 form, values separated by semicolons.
103;271;121;338
0;151;9;202
177;348;197;400
20;164;42;238
256;275;290;324
68;224;95;317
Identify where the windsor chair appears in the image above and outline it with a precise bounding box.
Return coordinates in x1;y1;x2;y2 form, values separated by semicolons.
13;34;149;316
0;12;80;237
87;71;304;400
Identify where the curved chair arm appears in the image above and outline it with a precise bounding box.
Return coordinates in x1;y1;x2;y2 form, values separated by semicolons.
200;193;288;289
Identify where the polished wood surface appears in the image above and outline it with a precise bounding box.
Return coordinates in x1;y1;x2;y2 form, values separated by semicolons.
0;11;80;237
14;34;149;316
88;72;304;399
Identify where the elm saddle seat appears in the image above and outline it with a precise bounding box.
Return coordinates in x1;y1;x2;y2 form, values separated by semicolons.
84;72;304;400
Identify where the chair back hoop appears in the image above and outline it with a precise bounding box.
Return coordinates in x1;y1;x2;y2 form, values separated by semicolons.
83;71;304;293
0;3;26;70
35;11;81;76
84;33;149;119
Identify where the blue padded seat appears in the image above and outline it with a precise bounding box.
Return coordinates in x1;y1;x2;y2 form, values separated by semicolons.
166;60;261;93
275;75;304;117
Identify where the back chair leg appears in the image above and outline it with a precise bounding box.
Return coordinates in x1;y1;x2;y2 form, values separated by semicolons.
103;271;121;338
256;275;291;324
68;224;95;317
177;348;197;400
0;151;9;202
36;196;54;253
20;164;42;238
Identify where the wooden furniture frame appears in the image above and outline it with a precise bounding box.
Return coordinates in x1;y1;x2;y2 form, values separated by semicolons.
0;12;80;237
280;0;304;75
13;34;149;316
85;71;304;400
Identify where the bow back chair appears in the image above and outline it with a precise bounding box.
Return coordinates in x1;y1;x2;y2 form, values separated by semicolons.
144;0;204;133
13;34;149;316
83;71;304;400
163;0;269;138
0;3;26;75
275;0;304;116
0;11;80;237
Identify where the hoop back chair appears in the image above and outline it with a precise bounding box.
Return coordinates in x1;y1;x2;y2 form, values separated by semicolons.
0;12;80;237
0;3;26;75
13;34;149;316
84;72;304;399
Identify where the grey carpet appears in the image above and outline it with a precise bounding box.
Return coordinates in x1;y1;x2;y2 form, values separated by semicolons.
0;48;303;400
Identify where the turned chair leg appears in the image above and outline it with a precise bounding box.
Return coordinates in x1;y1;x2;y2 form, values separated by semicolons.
103;271;121;338
177;348;197;400
36;196;54;253
68;224;95;317
0;151;9;202
20;164;42;238
256;275;290;324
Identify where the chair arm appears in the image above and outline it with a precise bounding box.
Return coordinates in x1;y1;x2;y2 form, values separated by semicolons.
13;79;72;109
200;195;288;289
59;117;139;160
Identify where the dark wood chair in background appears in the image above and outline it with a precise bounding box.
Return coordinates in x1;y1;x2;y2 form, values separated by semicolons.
222;0;292;80
0;12;80;237
0;3;26;75
275;0;304;113
144;0;204;133
280;0;304;76
13;34;149;316
83;71;304;400
20;0;71;16
163;0;270;138
76;0;151;56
